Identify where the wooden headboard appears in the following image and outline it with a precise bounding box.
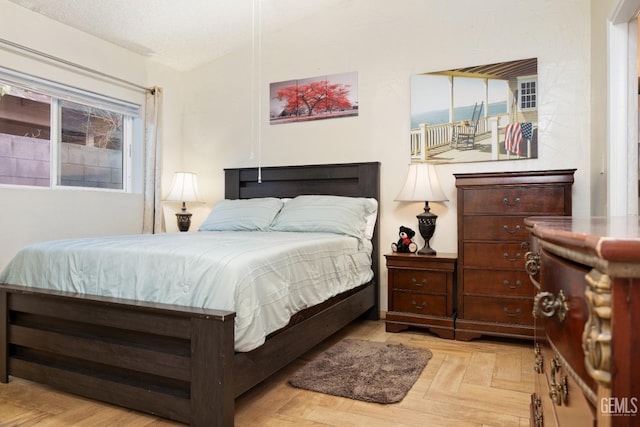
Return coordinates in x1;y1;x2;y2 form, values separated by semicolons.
224;162;381;319
224;162;379;200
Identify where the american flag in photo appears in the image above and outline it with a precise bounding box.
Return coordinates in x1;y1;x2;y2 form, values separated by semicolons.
521;122;533;140
505;123;523;155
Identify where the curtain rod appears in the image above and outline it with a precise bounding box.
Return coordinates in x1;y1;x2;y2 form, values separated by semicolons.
0;37;152;93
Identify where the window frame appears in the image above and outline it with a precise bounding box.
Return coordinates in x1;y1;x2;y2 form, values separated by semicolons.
0;66;140;192
516;75;538;112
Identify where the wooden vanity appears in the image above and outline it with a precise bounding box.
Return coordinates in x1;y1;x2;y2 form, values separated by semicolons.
525;216;640;427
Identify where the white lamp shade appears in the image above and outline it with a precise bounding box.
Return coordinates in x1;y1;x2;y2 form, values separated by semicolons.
395;163;448;202
166;172;202;203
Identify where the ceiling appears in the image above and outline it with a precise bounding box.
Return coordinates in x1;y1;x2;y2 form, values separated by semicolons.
8;0;343;72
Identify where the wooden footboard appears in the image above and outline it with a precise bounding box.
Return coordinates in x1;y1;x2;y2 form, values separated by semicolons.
0;285;236;426
233;282;375;397
0;281;375;426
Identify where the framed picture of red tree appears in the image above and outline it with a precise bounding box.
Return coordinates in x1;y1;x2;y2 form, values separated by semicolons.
270;71;358;124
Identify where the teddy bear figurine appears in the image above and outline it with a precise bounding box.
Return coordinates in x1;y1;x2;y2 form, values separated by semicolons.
391;225;418;253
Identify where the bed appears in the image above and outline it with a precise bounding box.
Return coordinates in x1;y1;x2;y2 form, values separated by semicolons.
0;161;380;426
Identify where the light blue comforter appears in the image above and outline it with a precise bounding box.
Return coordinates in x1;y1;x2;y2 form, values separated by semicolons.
0;231;373;351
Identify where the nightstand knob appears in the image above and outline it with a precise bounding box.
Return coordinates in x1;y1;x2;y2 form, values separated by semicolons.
411;300;427;310
503;307;522;317
411;277;427;286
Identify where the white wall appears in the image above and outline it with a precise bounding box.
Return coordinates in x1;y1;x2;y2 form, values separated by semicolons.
0;1;183;268
181;0;594;311
0;0;603;313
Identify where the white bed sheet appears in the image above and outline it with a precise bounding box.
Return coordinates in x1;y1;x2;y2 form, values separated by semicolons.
0;231;373;352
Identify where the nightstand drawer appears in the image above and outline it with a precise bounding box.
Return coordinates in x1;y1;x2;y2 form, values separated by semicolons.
390;269;447;293
393;292;447;316
462;295;533;325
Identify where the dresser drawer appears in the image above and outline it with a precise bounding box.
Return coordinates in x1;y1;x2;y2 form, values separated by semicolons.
389;269;448;293
550;371;597;426
534;338;597;427
543;352;597;426
463;269;533;297
538;250;596;394
463;215;530;241
462;295;533;325
462;187;567;215
462;242;528;269
393;292;447;316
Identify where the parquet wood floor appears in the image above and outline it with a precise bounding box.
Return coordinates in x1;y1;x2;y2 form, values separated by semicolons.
0;320;533;426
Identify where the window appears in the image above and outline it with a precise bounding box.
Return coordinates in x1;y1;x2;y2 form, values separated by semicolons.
0;68;140;190
517;76;537;112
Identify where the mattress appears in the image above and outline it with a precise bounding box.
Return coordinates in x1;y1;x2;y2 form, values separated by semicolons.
0;231;373;352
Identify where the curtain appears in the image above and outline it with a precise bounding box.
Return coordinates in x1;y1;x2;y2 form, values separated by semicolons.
142;87;164;234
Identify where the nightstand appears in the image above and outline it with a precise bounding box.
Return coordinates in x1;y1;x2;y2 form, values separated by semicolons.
385;252;457;339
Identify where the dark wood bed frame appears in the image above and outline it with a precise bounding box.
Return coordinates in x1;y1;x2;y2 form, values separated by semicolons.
0;162;380;426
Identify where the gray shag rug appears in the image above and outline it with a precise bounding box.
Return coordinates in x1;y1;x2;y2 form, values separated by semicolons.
288;338;432;404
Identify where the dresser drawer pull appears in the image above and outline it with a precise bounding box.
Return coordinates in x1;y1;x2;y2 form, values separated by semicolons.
503;252;521;262
533;395;544;427
533;290;568;322
534;343;544;373
411;300;427;310
534;356;544;373
549;355;568;406
502;224;521;234
525;251;540;275
503;307;522;317
550;375;568;406
502;280;522;289
411;277;427;287
502;197;521;207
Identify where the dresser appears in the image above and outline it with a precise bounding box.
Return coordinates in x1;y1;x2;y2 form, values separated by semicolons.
526;216;640;427
385;253;457;339
454;170;575;341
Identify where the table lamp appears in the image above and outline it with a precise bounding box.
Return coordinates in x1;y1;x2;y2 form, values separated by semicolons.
166;172;202;232
395;163;448;255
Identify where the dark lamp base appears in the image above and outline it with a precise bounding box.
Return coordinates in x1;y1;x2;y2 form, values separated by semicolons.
416;201;438;256
418;245;436;256
176;202;193;232
176;212;192;232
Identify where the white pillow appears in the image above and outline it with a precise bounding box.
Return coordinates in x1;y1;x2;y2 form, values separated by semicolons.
269;195;377;239
363;203;378;240
199;197;284;231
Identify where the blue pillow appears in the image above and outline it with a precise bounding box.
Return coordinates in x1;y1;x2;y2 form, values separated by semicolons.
199;198;284;231
269;195;377;239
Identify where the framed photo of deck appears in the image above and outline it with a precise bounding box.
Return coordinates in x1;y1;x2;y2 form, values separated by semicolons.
410;58;538;164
